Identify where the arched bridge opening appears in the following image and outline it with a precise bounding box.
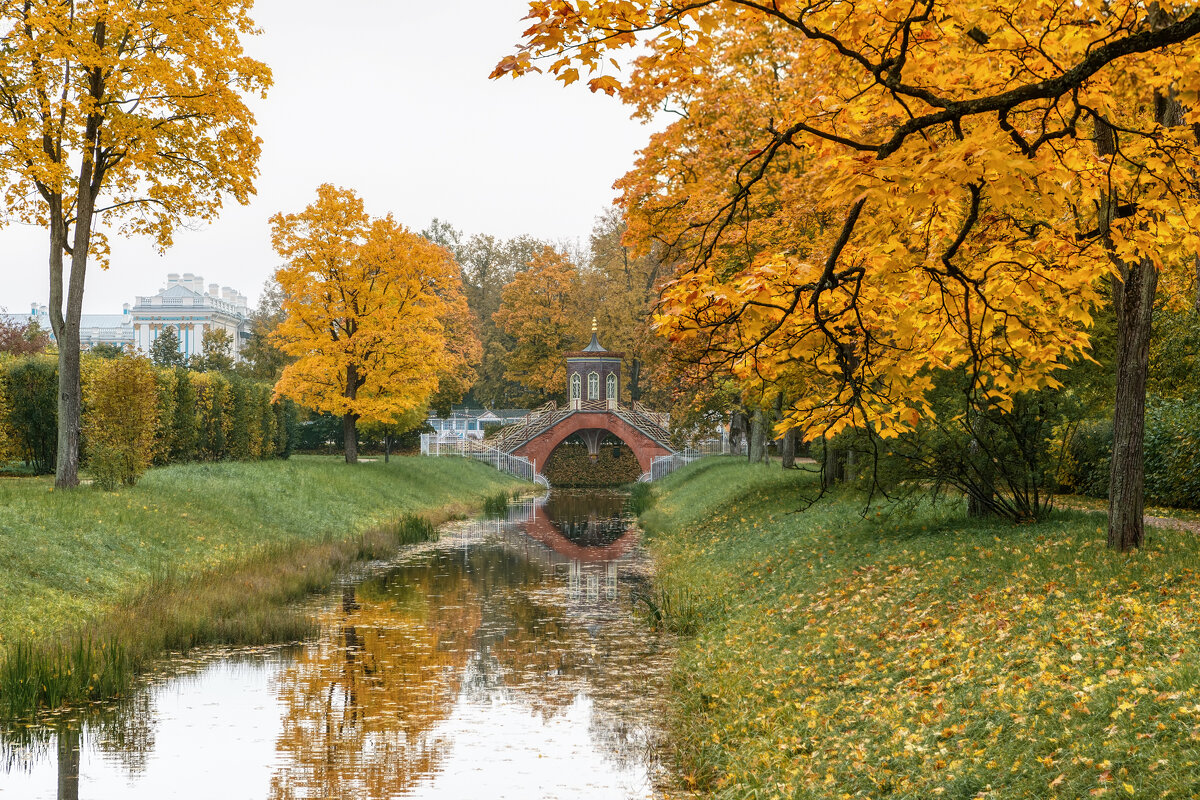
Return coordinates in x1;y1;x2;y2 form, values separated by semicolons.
510;410;673;477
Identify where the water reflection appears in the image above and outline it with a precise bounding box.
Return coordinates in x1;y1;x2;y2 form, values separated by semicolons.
0;490;671;800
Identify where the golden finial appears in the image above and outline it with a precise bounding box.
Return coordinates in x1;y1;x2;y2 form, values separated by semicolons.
592;317;598;333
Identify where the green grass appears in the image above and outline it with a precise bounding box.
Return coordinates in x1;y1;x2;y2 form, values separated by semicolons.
0;456;525;717
642;458;1200;798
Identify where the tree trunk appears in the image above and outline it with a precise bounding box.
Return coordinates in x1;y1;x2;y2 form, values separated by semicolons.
1095;81;1180;550
343;413;359;464
1108;259;1157;550
967;438;995;518
823;435;848;488
1194;253;1200;312
344;363;359;464
780;428;797;469
51;188;97;488
728;409;748;455
748;408;767;463
384;434;391;463
57;724;80;800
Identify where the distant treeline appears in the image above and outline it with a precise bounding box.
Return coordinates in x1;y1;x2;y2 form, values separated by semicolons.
0;354;298;486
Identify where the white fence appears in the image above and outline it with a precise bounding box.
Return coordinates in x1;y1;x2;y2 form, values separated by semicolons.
640;440;722;482
420;434;550;488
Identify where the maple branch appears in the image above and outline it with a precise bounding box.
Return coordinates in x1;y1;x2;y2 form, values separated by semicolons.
874;9;1200;157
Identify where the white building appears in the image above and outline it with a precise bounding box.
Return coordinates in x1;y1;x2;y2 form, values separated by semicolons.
11;273;250;358
131;273;250;360
426;407;530;439
17;304;135;351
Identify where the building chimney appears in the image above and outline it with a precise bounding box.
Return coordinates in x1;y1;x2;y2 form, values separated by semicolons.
122;303;130;316
167;272;180;287
222;286;235;301
208;283;220;297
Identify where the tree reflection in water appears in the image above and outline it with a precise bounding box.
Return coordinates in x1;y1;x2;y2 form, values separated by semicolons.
0;490;671;799
270;490;670;796
269;573;481;800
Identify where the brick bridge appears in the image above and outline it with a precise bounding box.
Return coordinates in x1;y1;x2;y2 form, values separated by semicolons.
487;324;675;477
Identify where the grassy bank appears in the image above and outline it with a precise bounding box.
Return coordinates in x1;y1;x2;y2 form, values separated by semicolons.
643;458;1200;799
0;456;524;716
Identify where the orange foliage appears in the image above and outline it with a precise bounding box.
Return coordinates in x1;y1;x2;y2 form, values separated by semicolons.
492;246;589;403
496;2;1200;440
270;185;477;432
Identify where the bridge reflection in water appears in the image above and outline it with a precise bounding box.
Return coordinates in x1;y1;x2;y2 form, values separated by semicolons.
445;489;644;604
2;489;670;800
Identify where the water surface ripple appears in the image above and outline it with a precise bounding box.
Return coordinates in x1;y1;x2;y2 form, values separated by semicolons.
1;489;673;800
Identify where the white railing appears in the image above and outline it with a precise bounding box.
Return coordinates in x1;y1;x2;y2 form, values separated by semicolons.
647;446;710;482
421;434;547;486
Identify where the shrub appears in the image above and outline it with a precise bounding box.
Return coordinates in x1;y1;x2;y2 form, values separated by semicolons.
194;371;230;460
0;356;15;464
149;366;178;466
1061;403;1200;509
257;385;277;459
1144;399;1200;508
1;356;57;473
1060;419;1113;498
169;367;199;462
543;440;642;487
1;354;296;475
274;397;298;458
84;355;160;489
227;376;255;461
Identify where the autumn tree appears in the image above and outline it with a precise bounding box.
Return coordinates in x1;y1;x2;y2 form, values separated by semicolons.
0;313;50;355
196;328;235;373
497;1;1200;549
239;279;292;380
423;220;549;408
0;0;271;487
583;209;671;407
148;327;186;368
492;246;589;405
271;185;476;463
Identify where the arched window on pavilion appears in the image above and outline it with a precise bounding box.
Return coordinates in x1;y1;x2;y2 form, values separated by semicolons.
588;371;599;400
571;373;581;401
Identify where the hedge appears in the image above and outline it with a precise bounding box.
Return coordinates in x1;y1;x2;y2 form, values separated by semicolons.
0;354;299;480
1061;399;1200;509
544;441;641;487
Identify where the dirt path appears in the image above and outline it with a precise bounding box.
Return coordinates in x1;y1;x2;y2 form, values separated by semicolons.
1060;499;1200;535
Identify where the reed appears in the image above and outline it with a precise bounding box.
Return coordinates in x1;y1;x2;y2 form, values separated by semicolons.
0;513;443;719
627;481;655;515
482;490;512;519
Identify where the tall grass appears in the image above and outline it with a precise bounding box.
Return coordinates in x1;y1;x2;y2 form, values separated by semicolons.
0;511;444;719
482;491;512;519
0;456;523;718
627;481;655;515
632;586;703;635
0;638;128;718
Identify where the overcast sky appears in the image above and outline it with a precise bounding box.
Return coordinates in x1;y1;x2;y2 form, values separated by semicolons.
0;0;656;315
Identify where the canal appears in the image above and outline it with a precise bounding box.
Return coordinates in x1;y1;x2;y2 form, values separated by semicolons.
0;490;673;799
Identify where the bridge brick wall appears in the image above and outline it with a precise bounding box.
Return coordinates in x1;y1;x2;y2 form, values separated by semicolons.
512;411;673;475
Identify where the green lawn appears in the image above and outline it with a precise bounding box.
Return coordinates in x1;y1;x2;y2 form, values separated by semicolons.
0;456;524;645
643;458;1200;799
